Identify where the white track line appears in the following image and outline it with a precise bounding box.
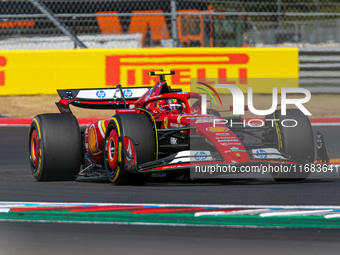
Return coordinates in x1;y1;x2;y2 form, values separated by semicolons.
1;202;340;210
260;209;333;217
324;213;340;219
195;209;271;217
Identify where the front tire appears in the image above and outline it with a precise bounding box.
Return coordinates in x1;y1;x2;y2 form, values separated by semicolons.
28;114;82;181
104;113;155;185
267;109;314;181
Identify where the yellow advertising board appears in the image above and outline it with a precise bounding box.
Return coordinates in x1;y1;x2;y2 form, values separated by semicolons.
0;48;298;96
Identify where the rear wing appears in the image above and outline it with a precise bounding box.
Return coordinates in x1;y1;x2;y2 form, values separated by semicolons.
56;70;177;114
56;85;151;113
57;86;151;101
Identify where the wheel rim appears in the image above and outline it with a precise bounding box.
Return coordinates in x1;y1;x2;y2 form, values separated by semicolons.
107;128;118;173
30;129;39;169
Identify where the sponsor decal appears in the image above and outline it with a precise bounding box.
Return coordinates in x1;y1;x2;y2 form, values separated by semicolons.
195;118;216;124
191;109;199;114
255;149;267;159
251;148;286;160
161;165;179;169
217;139;239;142
224;149;246;153
164;117;169;129
170;123;184;128
221;142;242;146
206;127;228;132
0;48;298;96
170;137;177;145
170;150;210;164
194;151;208;161
106;53;249;87
188;116;219;120
215;133;230;136
96;90;106;98
123;89;133;98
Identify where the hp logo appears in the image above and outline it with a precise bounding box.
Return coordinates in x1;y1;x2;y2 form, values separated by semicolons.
124;89;133;98
96;90;106;98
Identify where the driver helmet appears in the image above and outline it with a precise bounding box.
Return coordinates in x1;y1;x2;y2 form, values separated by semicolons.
158;99;184;114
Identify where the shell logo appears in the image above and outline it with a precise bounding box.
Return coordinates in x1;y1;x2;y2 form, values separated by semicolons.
206;127;228;132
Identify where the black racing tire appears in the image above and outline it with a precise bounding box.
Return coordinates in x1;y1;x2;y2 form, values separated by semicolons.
28;114;82;181
266;109;314;181
104;113;155;185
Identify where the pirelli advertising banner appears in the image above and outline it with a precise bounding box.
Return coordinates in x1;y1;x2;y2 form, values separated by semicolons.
0;48;298;95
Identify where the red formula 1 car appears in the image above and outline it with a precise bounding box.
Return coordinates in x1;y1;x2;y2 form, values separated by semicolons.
28;71;329;184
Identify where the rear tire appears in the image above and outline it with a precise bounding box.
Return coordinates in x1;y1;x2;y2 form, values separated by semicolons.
267;109;314;181
28;114;82;181
104;113;155;185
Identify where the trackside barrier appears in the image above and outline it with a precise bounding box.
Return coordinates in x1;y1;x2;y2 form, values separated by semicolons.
0;48;298;96
299;48;340;93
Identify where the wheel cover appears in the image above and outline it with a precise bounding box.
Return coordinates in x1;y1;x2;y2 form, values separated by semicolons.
107;128;118;173
30;129;39;169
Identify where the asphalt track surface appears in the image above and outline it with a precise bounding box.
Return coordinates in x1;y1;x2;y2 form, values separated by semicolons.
1;126;340;254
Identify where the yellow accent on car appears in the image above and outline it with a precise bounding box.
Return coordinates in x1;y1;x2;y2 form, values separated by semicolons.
101;120;107;134
164;117;168;129
118;142;122;163
89;128;98;153
148;70;175;76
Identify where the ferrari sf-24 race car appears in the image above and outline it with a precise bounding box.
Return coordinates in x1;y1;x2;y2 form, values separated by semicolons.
28;70;329;184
